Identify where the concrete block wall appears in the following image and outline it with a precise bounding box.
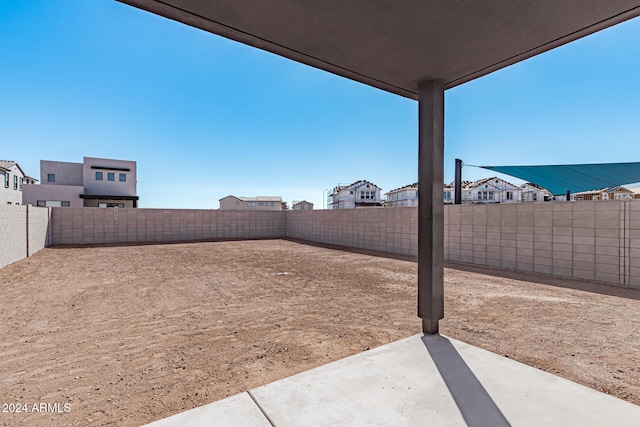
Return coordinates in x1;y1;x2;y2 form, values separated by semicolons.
286;207;418;256
445;200;637;287
5;202;638;289
0;205;51;269
289;201;639;289
49;208;286;245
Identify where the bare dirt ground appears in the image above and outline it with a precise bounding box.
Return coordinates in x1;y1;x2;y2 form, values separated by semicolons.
0;239;638;426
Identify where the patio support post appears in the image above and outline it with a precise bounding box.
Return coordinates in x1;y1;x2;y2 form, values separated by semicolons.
417;79;445;335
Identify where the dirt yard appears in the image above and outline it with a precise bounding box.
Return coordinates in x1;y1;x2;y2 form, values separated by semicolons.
0;239;638;426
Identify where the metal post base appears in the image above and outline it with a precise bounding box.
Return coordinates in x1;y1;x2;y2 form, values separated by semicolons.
422;319;439;335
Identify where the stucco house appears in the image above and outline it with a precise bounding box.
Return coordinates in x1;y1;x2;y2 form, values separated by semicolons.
328;180;382;209
1;160;37;206
22;157;138;208
385;183;419;207
292;200;313;211
461;177;521;204
219;195;284;210
520;182;552;202
571;186;633;201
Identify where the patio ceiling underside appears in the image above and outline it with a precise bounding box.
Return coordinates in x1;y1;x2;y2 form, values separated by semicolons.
118;0;640;99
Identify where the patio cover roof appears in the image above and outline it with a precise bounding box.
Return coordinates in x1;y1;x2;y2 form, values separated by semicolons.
117;1;640;99
480;162;640;196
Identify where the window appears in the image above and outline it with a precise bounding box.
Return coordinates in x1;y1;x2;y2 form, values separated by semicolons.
13;175;18;190
19;177;23;190
258;201;264;206
506;191;513;200
248;201;255;207
4;173;9;188
37;200;46;207
119;173;126;182
107;172;115;181
270;201;274;207
96;171;103;180
47;174;55;182
304;204;309;210
61;201;70;207
294;205;300;210
533;194;537;201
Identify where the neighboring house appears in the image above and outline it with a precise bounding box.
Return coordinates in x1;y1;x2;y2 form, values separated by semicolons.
461;177;521;204
571;186;633;201
1;160;37;205
328;180;382;209
520;182;552;202
22;157;138;208
385;183;418;207
292;200;313;211
630;187;640;200
219;195;284;210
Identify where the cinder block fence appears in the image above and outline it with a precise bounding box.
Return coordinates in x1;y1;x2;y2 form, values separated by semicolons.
2;201;639;289
0;205;51;269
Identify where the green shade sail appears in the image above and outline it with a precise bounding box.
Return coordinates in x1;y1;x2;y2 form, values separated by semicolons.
479;162;640;195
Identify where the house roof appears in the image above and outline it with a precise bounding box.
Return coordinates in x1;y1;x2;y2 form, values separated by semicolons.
118;1;640;99
464;177;519;191
331;180;381;195
572;185;633;196
520;182;550;192
292;200;313;205
219;195;283;202
387;182;418;194
0;160;28;177
0;160;16;171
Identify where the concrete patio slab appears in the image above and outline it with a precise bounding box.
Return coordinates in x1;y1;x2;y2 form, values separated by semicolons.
141;392;271;427
145;334;640;426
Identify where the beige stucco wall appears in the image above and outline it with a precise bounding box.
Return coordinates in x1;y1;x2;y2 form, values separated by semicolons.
1;164;26;206
82;157;137;198
219;196;282;211
40;160;83;186
22;184;84;207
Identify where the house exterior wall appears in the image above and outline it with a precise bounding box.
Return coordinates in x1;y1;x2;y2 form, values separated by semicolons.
385;188;418;207
1;164;25;205
520;186;548;202
329;183;381;209
219;196;283;211
464;180;521;204
40;160;83;186
292;201;313;210
82;157;137;197
22;184;84;207
0;205;51;269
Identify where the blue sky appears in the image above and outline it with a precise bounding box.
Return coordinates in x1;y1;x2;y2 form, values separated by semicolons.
1;1;639;209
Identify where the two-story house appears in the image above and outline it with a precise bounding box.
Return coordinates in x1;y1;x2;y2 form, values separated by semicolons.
462;177;521;204
22;157;138;208
328;180;382;209
219;195;284;210
385;183;418;207
1;161;37;206
520;182;552;202
292;200;314;211
571;186;633;201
